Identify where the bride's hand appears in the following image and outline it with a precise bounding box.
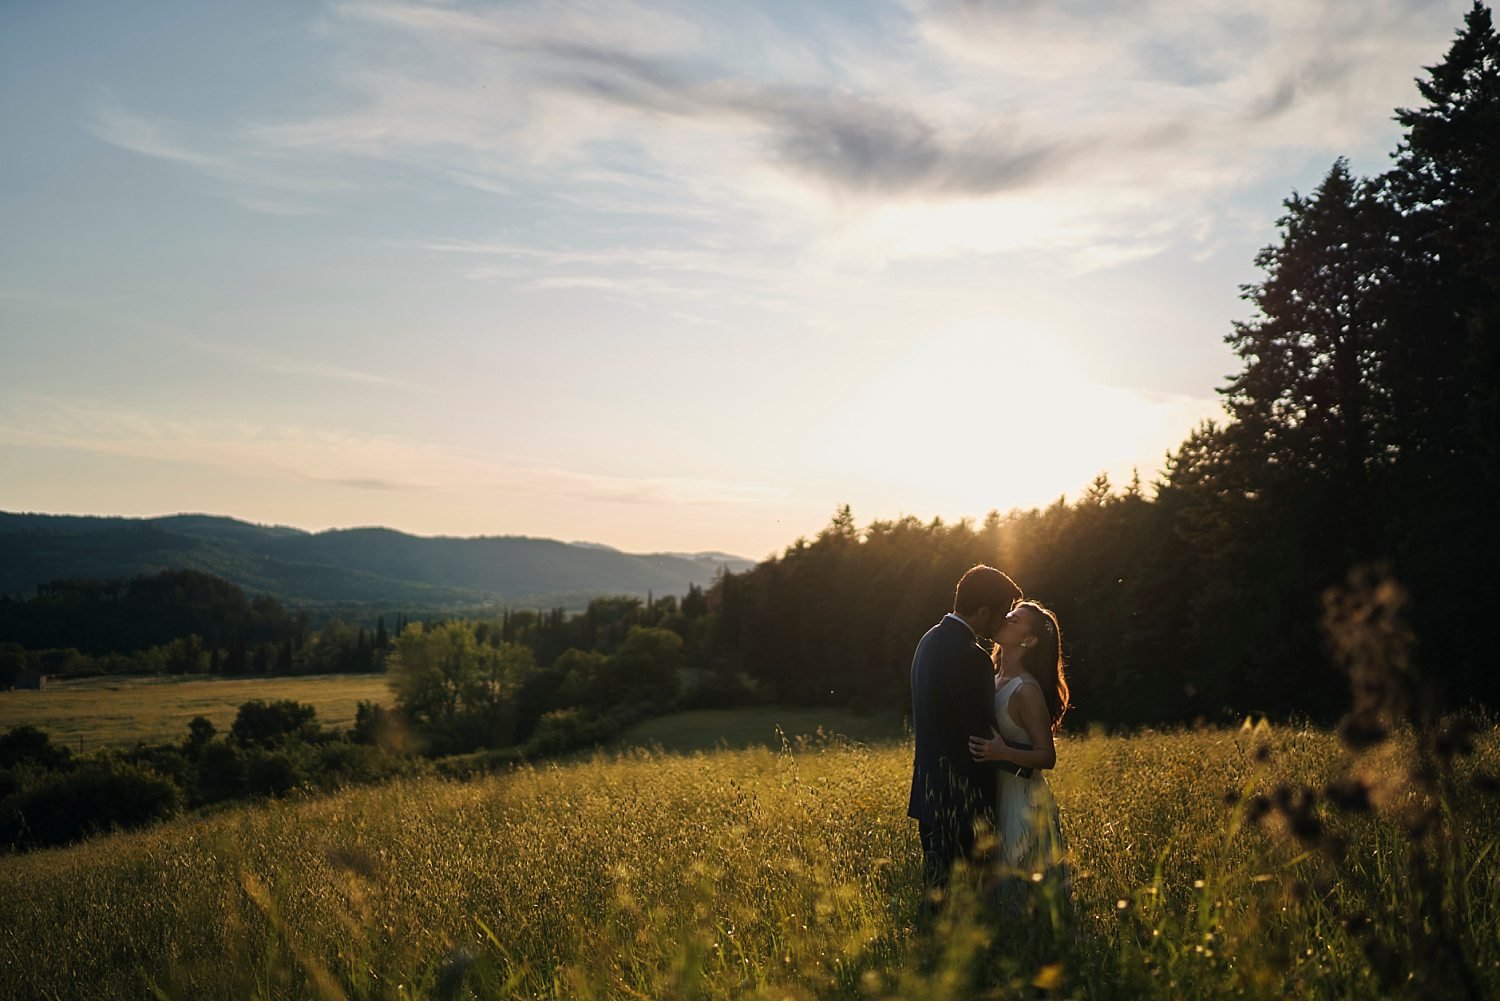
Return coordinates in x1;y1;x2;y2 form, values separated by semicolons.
968;727;1009;762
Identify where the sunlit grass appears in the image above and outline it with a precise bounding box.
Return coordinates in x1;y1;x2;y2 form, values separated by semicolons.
0;723;1495;998
0;673;391;751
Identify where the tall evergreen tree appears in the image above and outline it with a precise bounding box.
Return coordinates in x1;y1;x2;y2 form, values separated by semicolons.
1223;158;1396;560
1384;2;1500;480
1382;2;1500;700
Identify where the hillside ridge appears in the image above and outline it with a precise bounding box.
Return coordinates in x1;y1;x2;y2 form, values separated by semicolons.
0;510;753;608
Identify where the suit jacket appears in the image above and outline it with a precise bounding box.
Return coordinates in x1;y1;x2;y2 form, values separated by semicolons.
907;615;999;826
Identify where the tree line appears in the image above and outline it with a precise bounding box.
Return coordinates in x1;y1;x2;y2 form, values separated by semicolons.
3;5;1498;741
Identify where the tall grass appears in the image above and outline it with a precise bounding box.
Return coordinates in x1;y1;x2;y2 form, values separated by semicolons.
2;722;1495;998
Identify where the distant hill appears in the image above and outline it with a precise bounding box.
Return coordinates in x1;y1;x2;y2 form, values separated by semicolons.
0;511;754;609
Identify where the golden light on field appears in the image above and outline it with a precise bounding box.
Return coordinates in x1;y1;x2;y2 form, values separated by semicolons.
817;317;1219;512
3;723;1494;998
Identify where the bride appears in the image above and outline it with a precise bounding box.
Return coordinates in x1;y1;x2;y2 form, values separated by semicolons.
967;600;1071;890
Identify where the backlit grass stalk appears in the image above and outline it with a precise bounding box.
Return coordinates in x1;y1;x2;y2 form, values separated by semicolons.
1;723;1496;998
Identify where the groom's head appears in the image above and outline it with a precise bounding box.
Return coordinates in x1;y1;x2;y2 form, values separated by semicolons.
953;564;1022;638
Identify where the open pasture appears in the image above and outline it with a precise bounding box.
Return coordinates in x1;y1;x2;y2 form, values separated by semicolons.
1;721;1495;999
0;674;392;751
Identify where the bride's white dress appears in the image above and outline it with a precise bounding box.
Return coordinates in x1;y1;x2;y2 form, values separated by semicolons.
994;674;1067;876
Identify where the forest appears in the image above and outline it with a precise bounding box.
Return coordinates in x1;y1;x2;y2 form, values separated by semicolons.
3;5;1498;739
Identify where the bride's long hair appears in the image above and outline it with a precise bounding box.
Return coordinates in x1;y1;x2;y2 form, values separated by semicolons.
1015;600;1070;733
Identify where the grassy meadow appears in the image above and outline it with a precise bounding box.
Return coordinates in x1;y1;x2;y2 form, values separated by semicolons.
1;717;1496;999
0;673;392;751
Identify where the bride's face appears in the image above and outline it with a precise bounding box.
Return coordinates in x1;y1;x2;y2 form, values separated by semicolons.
996;607;1037;652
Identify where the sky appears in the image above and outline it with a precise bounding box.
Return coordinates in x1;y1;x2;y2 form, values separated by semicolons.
0;0;1475;559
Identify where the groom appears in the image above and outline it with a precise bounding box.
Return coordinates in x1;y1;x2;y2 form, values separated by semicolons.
907;564;1023;902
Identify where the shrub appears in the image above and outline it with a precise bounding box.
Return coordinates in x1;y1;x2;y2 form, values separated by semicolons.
0;725;73;771
525;707;594;757
230;699;320;749
314;741;402;786
193;740;246;804
678;666;757;710
122;744;192;790
524;702;652;758
183;716;217;755
244;750;301;797
0;759;181;850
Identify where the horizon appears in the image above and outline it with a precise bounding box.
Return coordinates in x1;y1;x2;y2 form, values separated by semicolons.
0;1;1473;556
0;507;757;560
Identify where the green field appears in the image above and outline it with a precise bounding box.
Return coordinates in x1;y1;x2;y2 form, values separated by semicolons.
1;717;1495;998
0;674;392;751
0;679;899;756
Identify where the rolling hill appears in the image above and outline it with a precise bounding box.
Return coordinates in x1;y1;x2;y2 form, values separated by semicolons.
0;511;754;609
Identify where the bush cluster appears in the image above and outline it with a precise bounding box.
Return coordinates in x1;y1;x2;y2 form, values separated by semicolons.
0;700;408;853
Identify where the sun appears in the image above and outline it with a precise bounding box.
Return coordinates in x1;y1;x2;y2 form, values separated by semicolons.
814;317;1218;516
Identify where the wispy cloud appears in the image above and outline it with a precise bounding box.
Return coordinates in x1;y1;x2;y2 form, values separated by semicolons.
413;239;787;283
88;98;351;213
88;0;1467;267
412;236;815;318
913;0;1459;150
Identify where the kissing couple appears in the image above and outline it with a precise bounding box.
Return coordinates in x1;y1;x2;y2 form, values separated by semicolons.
906;564;1071;914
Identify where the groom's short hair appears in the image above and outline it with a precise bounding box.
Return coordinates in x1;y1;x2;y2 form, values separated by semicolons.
953;564;1021;616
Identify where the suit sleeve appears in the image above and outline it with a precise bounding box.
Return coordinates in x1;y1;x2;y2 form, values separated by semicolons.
961;647;995;739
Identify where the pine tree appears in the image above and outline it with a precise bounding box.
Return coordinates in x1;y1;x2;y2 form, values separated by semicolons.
1382;2;1500;701
1224;158;1394;513
1385;2;1500;480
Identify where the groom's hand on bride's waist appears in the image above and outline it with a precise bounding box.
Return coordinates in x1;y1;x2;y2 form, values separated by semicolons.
997;738;1033;779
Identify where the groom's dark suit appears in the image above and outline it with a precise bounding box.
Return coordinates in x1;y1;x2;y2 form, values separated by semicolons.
907;613;999;887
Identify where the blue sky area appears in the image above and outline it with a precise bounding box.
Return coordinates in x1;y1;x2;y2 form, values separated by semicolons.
0;1;1472;556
